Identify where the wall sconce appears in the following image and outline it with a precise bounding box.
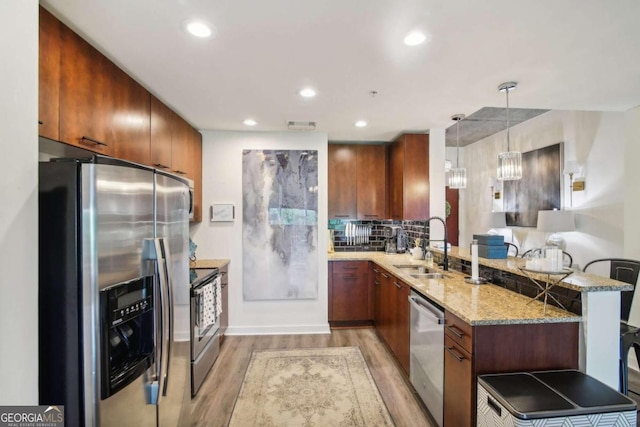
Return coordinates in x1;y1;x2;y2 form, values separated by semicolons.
489;178;501;200
563;161;584;207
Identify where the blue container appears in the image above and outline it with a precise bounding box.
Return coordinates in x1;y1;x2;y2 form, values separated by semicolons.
478;244;507;259
473;234;504;246
473;234;505;246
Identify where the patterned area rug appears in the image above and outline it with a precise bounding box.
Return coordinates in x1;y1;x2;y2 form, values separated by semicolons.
228;347;395;427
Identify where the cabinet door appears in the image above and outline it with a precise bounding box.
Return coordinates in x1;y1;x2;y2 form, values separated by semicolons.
188;128;203;222
328;144;357;219
170;116;203;222
444;335;473;427
388;134;430;220
112;69;150;165
220;265;229;340
388;139;404;220
393;278;410;375
356;145;387;219
330;262;369;321
38;6;61;141
403;134;430;220
59;24;116;155
373;265;383;327
150;95;174;170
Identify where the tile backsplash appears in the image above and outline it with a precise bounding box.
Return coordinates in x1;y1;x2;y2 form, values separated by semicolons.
328;219;431;252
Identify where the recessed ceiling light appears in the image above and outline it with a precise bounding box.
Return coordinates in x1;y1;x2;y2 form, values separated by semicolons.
355;120;367;128
299;88;317;98
184;20;214;38
243;119;257;126
404;31;427;46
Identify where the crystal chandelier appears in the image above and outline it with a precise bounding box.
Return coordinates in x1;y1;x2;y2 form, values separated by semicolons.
448;114;466;189
496;81;522;181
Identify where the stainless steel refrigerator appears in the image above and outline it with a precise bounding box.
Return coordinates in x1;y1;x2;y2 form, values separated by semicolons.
39;155;191;426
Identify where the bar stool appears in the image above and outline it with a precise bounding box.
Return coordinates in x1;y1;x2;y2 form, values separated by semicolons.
583;258;640;395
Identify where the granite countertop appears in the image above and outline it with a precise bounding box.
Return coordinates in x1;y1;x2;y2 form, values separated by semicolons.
328;251;581;326
190;259;230;269
431;247;634;293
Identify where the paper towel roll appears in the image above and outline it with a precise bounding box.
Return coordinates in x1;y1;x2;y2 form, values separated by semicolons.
471;240;479;279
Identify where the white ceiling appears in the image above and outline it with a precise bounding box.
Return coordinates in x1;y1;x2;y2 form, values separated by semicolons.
42;0;640;143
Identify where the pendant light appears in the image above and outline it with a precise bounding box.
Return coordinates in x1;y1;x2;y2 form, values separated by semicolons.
496;81;522;181
448;114;466;189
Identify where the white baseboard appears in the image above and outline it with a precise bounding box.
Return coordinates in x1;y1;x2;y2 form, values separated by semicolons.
225;323;331;336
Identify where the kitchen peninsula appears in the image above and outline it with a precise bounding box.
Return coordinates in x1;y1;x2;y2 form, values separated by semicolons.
329;249;631;425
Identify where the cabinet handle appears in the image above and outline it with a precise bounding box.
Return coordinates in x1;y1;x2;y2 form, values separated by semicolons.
154;163;170;169
446;346;466;362
445;324;465;339
372;268;380;273
393;281;401;289
334;215;350;218
173;170;187;175
363;214;379;218
381;273;390;279
81;136;107;147
38;120;44;125
374;280;380;285
221;284;227;288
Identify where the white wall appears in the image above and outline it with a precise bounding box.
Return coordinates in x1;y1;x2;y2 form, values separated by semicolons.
459;110;625;271
429;129;446;237
0;0;39;404
190;131;329;335
625;105;640;327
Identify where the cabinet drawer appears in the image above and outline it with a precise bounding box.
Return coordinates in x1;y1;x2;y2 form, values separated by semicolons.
444;310;473;353
332;261;368;276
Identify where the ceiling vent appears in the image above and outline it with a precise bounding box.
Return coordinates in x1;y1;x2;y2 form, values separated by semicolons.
287;121;316;131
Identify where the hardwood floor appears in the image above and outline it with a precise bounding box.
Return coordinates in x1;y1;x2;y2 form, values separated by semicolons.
183;328;436;427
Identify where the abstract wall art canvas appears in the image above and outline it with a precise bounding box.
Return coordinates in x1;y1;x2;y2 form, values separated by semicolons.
504;143;563;227
242;149;319;300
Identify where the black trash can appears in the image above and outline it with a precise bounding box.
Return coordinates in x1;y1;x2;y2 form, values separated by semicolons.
477;370;637;426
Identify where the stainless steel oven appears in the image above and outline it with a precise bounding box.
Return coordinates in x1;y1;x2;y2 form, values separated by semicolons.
189;268;221;396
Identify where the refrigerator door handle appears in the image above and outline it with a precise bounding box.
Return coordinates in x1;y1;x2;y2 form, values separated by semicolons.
159;238;174;397
142;238;170;405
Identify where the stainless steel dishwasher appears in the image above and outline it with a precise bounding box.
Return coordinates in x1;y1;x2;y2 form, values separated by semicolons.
409;290;445;427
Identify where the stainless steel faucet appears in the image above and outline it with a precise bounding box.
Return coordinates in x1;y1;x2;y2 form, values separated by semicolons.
423;216;449;271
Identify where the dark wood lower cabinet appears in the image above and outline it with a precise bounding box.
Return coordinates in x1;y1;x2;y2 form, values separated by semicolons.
444;335;473;426
329;261;372;323
373;267;410;375
443;310;580;426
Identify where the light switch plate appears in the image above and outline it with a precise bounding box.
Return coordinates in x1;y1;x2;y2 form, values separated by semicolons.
210;204;235;222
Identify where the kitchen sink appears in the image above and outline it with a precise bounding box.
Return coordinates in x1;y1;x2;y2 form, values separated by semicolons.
409;272;448;280
392;264;449;279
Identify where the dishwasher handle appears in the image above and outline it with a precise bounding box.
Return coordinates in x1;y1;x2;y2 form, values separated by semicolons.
408;295;445;325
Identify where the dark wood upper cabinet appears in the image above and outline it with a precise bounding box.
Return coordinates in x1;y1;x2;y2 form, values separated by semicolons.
39;6;61;141
111;69;151;165
356;145;387;219
328;144;357;219
328;144;387;219
388;133;430;220
59;23;117;155
150;95;174;170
